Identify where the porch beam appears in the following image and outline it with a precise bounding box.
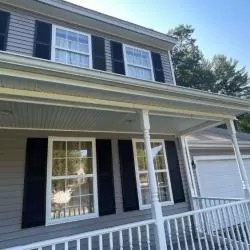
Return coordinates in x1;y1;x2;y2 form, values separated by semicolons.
178;120;226;136
140;110;167;250
226;119;250;199
0;87;236;120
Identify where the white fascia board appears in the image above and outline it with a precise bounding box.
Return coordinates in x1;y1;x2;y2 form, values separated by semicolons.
188;140;250;149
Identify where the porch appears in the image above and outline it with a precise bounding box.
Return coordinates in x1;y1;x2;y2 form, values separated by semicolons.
0;53;250;249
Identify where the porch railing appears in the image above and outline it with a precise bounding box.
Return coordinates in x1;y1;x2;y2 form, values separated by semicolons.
164;199;250;250
193;196;243;209
5;219;155;250
6;200;250;250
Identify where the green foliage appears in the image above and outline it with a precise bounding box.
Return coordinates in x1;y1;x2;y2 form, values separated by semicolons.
169;25;250;133
169;25;249;97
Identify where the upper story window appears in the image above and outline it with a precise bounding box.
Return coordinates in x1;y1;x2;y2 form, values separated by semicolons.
123;45;154;81
51;26;92;68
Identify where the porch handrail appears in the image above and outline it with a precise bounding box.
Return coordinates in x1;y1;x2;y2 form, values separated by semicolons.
5;219;155;250
164;199;249;221
193;196;243;201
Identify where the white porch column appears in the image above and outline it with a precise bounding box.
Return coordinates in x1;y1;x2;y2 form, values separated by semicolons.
140;110;167;250
226;119;250;199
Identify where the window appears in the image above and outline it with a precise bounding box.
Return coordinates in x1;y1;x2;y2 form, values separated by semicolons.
132;139;173;209
123;45;154;81
51;26;92;68
46;137;98;225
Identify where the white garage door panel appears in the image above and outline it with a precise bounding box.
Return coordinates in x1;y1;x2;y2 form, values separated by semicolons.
195;156;250;198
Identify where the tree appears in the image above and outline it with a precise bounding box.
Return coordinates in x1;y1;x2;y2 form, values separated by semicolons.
210;55;249;97
168;25;215;90
237;114;250;133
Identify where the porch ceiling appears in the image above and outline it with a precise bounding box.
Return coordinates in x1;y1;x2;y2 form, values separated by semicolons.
0;100;214;135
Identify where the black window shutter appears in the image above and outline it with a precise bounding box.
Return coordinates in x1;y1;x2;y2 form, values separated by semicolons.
151;52;165;83
22;138;48;228
110;41;125;75
33;20;52;60
92;35;106;71
118;140;139;212
0;10;10;51
96;139;116;216
165;141;185;203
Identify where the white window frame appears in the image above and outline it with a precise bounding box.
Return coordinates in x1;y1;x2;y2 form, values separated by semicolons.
46;137;98;225
132;139;174;210
51;25;93;69
123;44;155;81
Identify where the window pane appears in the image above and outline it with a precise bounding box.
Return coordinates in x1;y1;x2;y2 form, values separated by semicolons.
80;177;93;195
81;195;94;214
138;156;147;171
56;28;67;48
67;141;80;157
139;173;148;188
80;141;92;157
156;172;170;201
151;142;164;156
158;187;168;202
141;188;150;205
79;55;89;68
68;31;77;50
80;158;93;174
153;156;166;170
52;159;66;176
55;49;67;64
53;141;66;157
156;172;168;188
67;158;81;175
127;65;152;81
78;34;89;53
67;51;80;66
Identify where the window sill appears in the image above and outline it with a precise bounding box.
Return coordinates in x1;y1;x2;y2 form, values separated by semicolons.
46;212;99;226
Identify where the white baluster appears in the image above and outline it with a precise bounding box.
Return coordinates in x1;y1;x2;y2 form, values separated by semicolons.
88;237;92;250
76;239;80;250
109;232;114;250
228;205;244;250
119;230;123;250
242;201;250;242
137;226;142;250
194;213;202;249
99;234;103;250
205;210;215;250
235;204;248;247
129;228;133;250
167;220;173;250
239;203;250;244
215;208;228;249
174;219;181;250
187;216;195;250
209;209;222;250
65;241;69;250
52;244;56;250
221;207;234;250
181;217;188;250
198;212;209;250
146;224;150;250
225;206;239;250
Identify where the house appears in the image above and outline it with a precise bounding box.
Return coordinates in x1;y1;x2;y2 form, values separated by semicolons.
0;0;250;249
187;128;250;199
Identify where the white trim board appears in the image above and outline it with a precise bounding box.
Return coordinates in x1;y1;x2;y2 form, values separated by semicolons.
193;155;250;163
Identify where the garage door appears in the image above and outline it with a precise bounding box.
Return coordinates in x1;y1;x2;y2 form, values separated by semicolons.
194;155;250;198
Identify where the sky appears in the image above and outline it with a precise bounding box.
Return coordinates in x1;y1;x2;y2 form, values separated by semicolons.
67;0;250;71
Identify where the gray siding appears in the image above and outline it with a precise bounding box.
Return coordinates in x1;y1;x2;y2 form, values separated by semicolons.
1;5;174;84
6;11;35;56
0;130;190;248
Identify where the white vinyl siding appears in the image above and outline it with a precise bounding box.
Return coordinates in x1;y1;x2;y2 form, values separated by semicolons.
132;139;174;210
51;25;92;68
46;137;98;225
123;44;154;81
